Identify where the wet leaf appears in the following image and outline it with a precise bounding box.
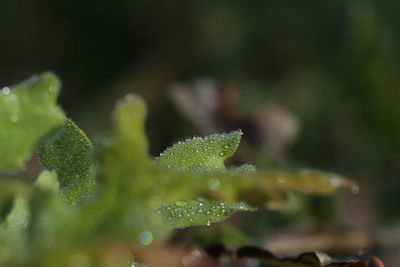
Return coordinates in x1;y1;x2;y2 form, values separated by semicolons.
156;130;242;171
38;119;96;205
0;72;65;171
158;199;255;228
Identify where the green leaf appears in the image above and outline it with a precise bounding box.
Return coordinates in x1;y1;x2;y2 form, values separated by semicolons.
0;179;30;266
155;130;242;171
3;196;29;230
81;95;169;242
0;72;65;171
27;171;77;258
158;199;255;228
0;179;29;222
33;170;59;193
111;94;149;160
38;119;96;205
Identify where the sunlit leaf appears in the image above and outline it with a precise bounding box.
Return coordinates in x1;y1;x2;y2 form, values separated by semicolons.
156;130;242;171
33;170;59;193
158;199;255;228
0;73;65;171
38;120;96;204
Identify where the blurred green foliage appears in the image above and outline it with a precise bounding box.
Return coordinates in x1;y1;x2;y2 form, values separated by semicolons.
0;73;65;171
0;74;355;266
1;0;399;264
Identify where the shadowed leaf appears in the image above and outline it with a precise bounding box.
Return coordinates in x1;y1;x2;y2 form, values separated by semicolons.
38;120;96;205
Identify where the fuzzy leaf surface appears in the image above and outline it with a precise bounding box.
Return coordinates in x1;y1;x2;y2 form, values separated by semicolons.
38;120;96;204
155;130;242;171
159;199;255;228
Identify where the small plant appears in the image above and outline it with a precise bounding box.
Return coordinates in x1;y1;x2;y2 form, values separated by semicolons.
0;73;359;266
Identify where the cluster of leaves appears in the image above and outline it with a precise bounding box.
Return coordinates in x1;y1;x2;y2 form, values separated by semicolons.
0;73;357;266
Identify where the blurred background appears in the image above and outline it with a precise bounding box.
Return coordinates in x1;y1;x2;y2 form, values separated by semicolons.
1;0;399;265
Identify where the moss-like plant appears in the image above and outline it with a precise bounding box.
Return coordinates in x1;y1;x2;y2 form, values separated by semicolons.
0;73;357;266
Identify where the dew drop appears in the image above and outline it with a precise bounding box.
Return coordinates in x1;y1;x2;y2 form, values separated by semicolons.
208;179;220;191
175;200;187;207
1;87;10;95
138;230;154;246
219;151;225;157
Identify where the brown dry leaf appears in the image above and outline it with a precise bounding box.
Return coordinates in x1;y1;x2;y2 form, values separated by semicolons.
207;244;383;267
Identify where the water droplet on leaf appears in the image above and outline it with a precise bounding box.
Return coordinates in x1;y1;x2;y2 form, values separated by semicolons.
175;200;187;207
138;230;154;246
208;178;220;191
1;87;10;94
